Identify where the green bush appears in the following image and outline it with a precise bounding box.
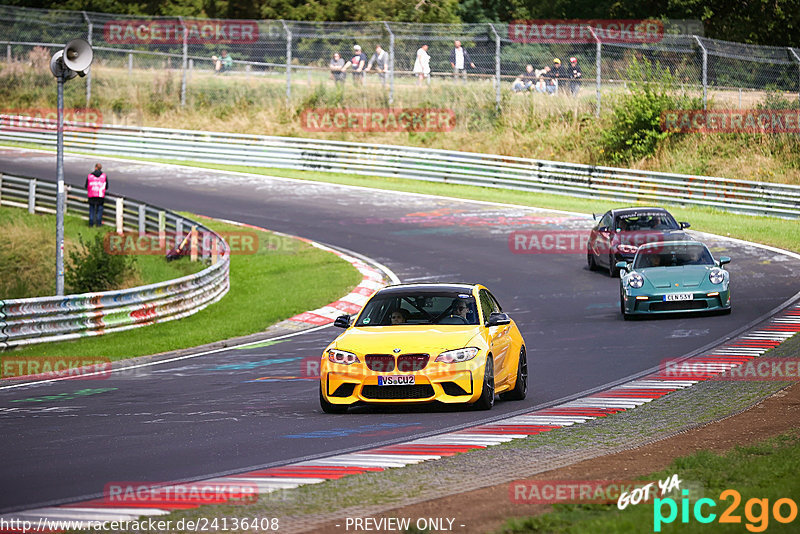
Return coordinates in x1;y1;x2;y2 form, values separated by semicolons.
599;58;702;164
66;233;136;294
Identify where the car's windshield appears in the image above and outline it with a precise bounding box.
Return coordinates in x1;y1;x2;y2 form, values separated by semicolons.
634;243;714;269
615;212;679;232
355;292;479;326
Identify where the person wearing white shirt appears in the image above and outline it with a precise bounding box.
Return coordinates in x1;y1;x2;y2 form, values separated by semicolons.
413;44;431;86
449;40;475;83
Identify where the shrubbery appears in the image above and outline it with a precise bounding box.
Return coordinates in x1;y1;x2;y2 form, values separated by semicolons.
599;58;702;164
66;234;136;294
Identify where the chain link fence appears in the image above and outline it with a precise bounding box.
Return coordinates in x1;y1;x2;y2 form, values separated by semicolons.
1;5;799;115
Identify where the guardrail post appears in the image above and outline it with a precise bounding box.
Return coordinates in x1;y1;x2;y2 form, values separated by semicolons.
28;179;36;214
128;53;133;74
281;20;292;102
201;231;210;262
190;225;198;261
211;236;219;264
138;204;146;236
158;210;166;251
488;24;501;110
82;11;93;108
384;22;395;105
6;43;11;63
694;36;707;110
789;48;800;111
588;26;602;117
176;217;183;237
115;197;124;233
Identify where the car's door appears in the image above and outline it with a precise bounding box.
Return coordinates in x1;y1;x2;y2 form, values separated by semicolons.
479;289;512;386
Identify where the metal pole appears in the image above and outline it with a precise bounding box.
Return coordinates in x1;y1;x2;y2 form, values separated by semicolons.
281;20;292;102
56;74;65;296
180;17;187;107
488;24;501;110
694;36;707;110
82;11;92;108
589;26;601;117
384;22;395;105
789;48;800;111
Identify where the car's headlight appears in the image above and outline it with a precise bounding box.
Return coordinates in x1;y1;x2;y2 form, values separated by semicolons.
435;347;480;364
709;269;725;284
617;244;638;254
628;273;644;288
327;349;359;365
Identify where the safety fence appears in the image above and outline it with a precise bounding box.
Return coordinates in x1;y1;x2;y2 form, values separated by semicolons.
1;116;798;219
1;5;799;112
0;172;230;350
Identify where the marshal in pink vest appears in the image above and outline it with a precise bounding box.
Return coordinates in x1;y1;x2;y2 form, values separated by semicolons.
87;173;107;198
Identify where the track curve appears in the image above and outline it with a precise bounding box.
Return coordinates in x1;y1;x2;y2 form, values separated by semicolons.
1;148;798;512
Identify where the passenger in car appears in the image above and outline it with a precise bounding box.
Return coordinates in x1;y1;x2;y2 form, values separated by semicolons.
390;309;409;325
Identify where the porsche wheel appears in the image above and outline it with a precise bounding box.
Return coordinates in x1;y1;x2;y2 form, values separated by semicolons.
320;385;349;414
587;250;598;271
500;347;527;401
620;292;631;321
473;356;495;410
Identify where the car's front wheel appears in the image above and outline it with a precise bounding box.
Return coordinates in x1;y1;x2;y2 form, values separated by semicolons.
608;253;618;277
620;290;631;321
472;356;495;410
500;346;527;401
319;384;349;414
587;250;598;271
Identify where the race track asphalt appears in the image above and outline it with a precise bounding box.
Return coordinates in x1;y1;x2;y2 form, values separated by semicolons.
1;149;798;512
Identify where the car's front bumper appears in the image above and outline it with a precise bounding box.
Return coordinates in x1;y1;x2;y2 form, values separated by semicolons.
320;360;484;405
622;290;731;315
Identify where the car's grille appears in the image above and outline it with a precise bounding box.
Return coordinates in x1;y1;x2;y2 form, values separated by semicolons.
365;354;395;372
396;354;429;372
361;385;435;400
649;300;708;312
440;382;469;396
330;383;356;397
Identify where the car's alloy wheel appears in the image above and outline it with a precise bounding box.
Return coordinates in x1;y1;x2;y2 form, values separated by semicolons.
587;250;597;271
500;346;527;401
620;289;631;321
608;253;618;277
473;356;495;410
319;384;349;414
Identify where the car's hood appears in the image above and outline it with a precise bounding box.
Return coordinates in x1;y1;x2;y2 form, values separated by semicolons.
617;230;688;246
641;266;711;288
333;325;483;354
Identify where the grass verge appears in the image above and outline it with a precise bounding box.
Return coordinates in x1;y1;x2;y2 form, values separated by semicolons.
2;215;362;360
500;430;800;533
0;206;203;298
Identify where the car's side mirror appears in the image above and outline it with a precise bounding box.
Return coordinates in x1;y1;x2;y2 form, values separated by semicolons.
486;312;511;327
615;261;629;273
680;222;691;229
333;314;351;329
718;256;731;267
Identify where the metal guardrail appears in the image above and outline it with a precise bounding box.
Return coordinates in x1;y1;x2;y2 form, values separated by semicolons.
1;116;799;218
0;172;230;350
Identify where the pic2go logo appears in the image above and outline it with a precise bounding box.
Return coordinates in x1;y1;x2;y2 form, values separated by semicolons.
653;489;798;532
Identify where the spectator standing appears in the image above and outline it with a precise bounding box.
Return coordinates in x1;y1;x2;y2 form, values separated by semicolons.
568;56;582;96
329;52;346;85
413;44;431;86
347;45;367;86
449;40;475;83
85;163;108;227
366;45;390;88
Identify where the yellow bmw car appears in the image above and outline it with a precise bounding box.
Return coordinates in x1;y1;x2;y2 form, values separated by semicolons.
319;283;528;413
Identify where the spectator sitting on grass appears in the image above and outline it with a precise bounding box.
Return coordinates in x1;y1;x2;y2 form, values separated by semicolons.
214;50;233;74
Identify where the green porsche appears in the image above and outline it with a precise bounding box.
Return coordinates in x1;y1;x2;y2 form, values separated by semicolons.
617;241;731;320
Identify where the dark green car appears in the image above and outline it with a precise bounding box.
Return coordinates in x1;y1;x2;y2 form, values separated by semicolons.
618;241;731;320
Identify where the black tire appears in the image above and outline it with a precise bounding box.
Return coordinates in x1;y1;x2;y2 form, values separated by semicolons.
472;356;495;410
319;384;349;414
500;347;527;401
608;253;618;278
587;250;598;271
620;289;630;320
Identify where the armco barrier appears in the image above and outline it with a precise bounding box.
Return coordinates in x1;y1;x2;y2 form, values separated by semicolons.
1;116;799;218
0;173;230;350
